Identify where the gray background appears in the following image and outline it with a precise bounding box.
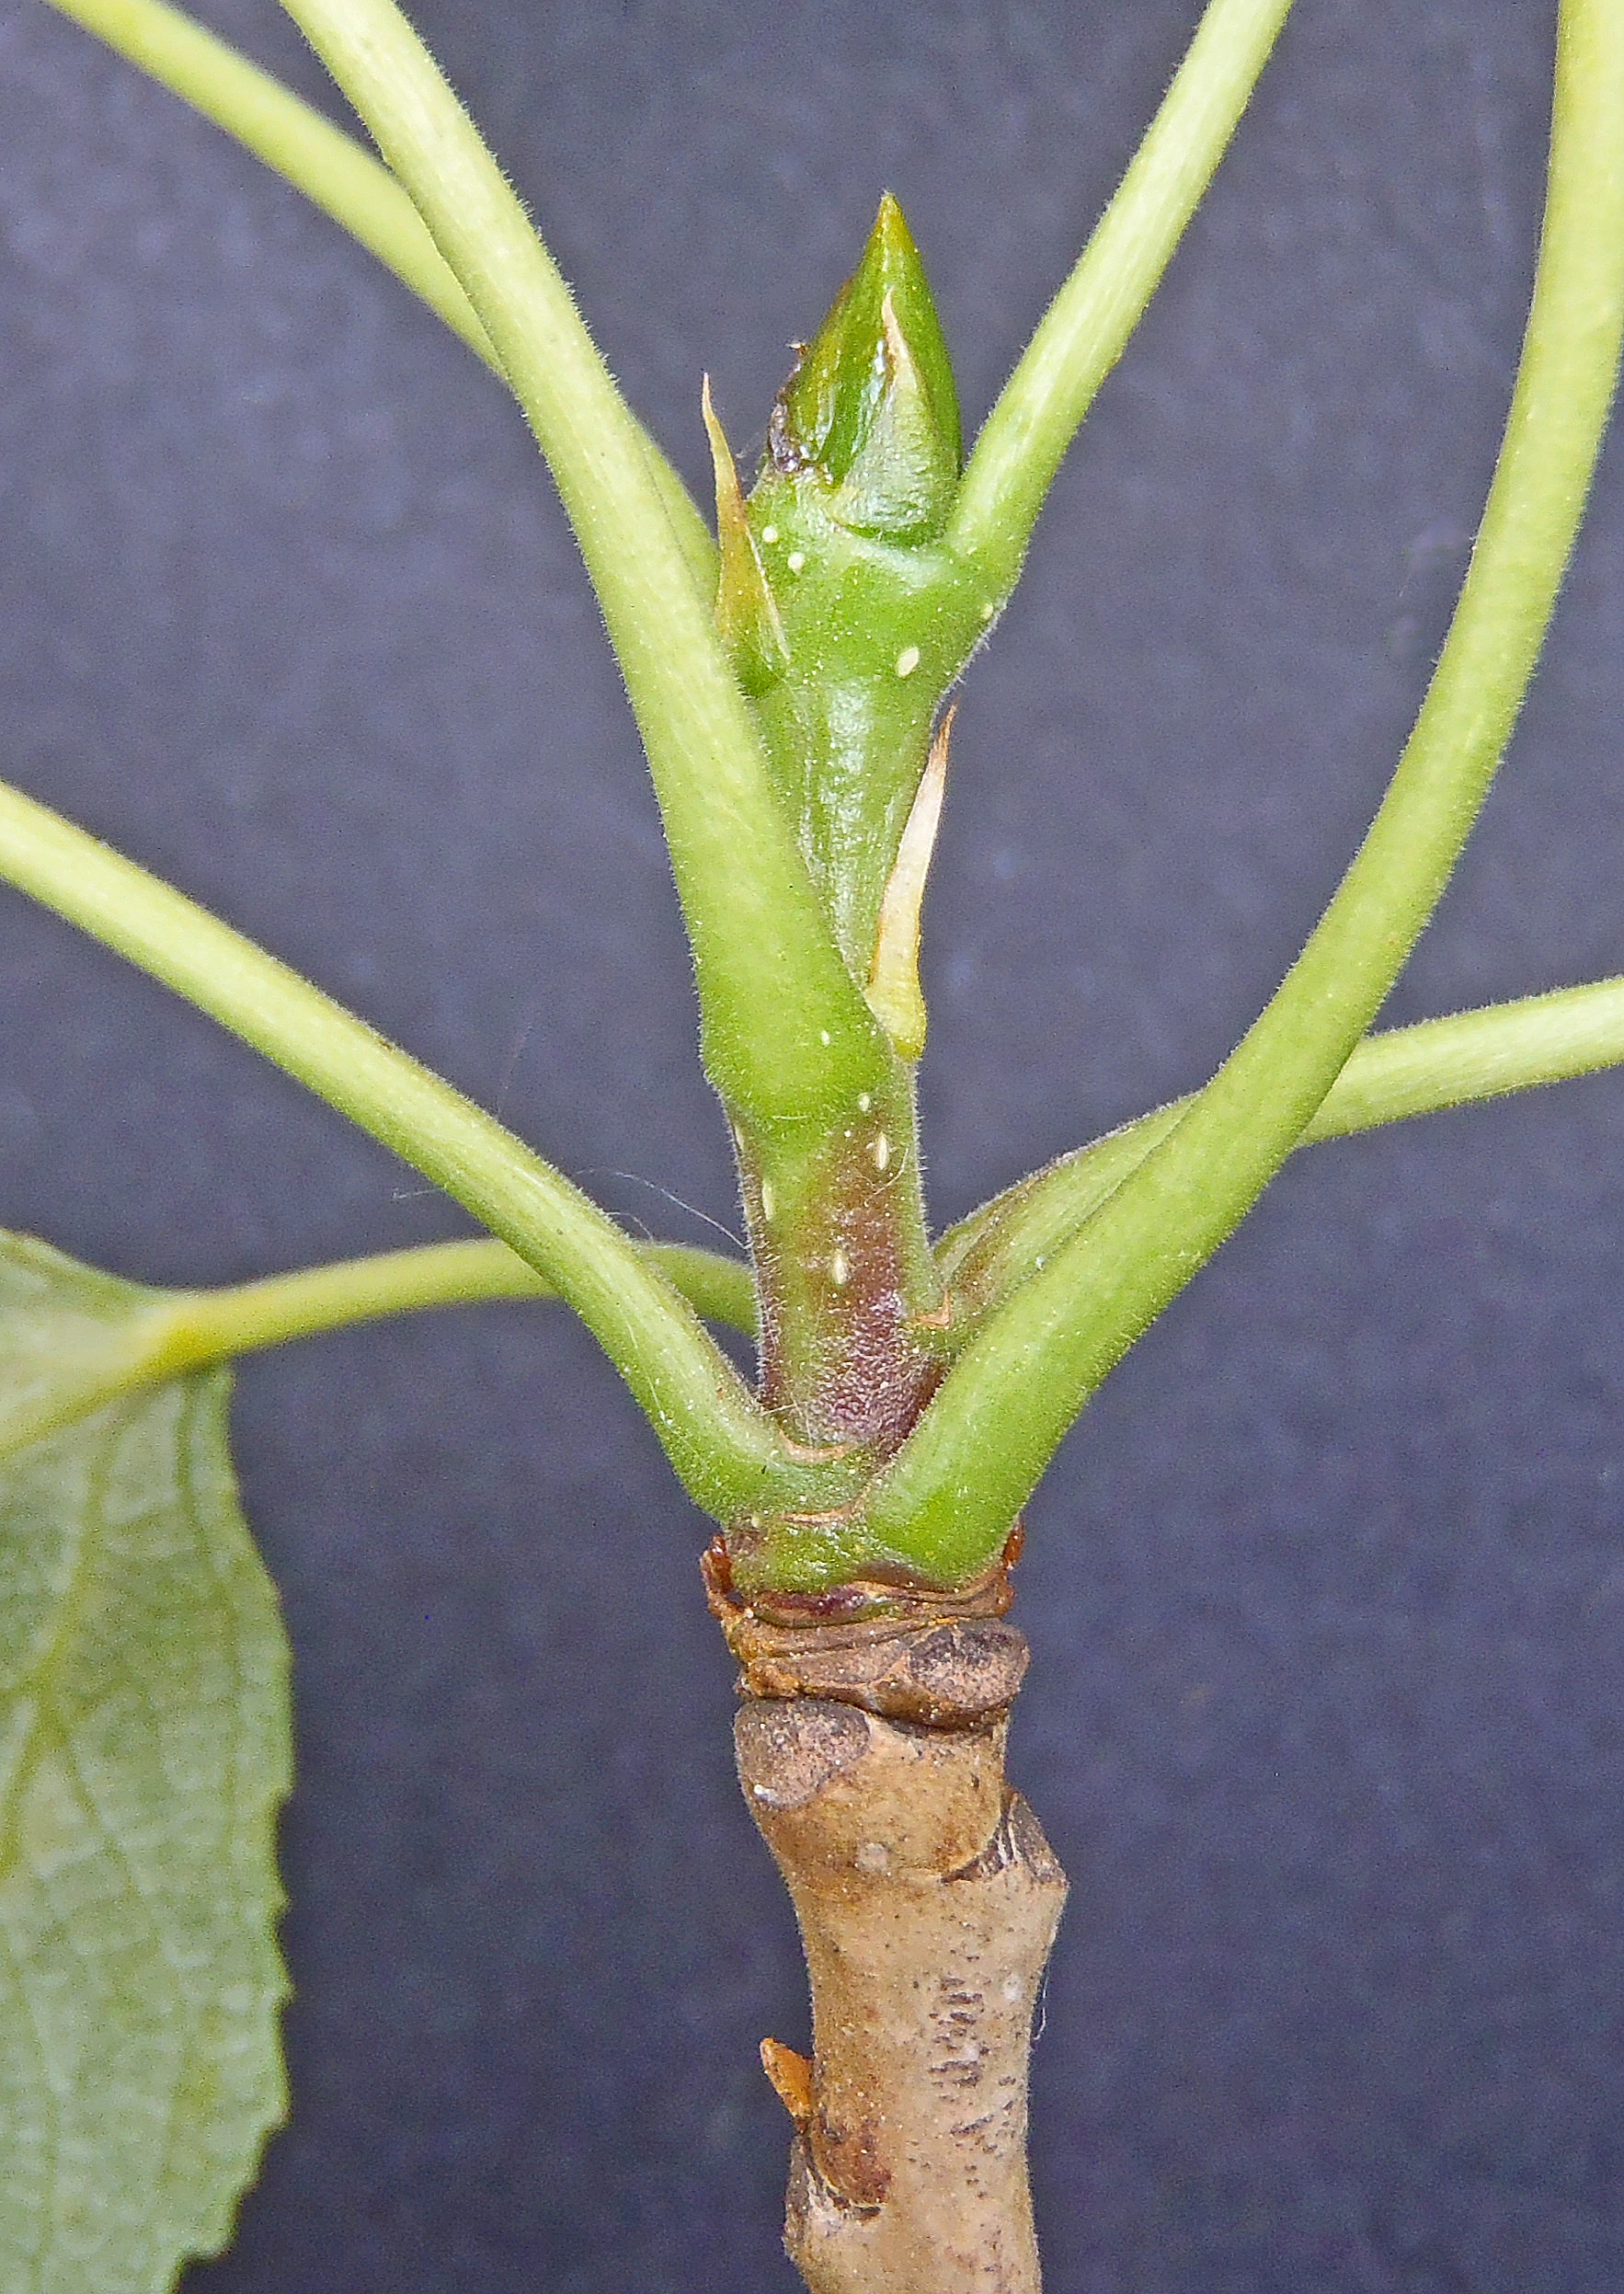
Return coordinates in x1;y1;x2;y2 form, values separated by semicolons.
3;1;1623;2288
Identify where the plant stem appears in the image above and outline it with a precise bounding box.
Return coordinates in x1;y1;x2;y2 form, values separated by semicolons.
938;975;1624;1320
738;1699;1064;2294
279;0;889;1130
829;0;1624;1592
949;0;1297;593
709;1566;1060;2294
1302;978;1624;1142
0;779;851;1522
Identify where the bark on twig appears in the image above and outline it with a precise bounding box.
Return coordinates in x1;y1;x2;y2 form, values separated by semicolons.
706;1543;1067;2294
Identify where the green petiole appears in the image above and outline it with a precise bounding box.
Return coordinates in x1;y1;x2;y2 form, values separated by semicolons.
939;977;1624;1326
278;0;889;1132
39;0;719;598
37;963;1624;1394
950;0;1298;597
0;778;848;1523
153;1236;757;1369
791;0;1624;1593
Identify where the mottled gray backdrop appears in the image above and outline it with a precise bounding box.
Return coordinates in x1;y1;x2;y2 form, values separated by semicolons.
2;1;1621;2288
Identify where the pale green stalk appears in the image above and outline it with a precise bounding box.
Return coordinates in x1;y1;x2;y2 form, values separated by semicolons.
47;0;494;357
0;780;852;1520
0;1237;753;1462
1306;979;1624;1142
41;0;719;599
277;0;887;1127
109;969;1624;1377
939;977;1624;1314
949;0;1297;591
857;0;1624;1586
149;1237;756;1369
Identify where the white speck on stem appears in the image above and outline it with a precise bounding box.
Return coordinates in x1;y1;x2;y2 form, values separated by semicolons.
869;1131;891;1172
854;1841;890;1875
895;645;921;679
979;601;996;621
761;525;779;545
760;1180;776;1222
819;1029;831;1046
857;1093;872;1113
786;550;806;573
829;1247;851;1289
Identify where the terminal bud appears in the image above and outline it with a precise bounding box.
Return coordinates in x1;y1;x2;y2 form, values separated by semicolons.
768;192;961;543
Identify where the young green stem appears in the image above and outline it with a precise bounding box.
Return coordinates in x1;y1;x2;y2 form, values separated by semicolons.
0;780;847;1522
949;0;1297;594
278;0;888;1130
808;0;1624;1593
939;976;1624;1322
738;1071;942;1455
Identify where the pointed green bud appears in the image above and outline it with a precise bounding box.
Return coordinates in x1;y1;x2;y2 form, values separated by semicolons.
703;376;789;693
768;193;961;542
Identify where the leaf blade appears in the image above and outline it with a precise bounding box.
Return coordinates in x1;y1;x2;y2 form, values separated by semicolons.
0;1243;291;2293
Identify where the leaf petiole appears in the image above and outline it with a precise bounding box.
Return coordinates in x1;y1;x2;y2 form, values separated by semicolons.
950;0;1298;594
153;1235;757;1368
0;779;841;1521
279;0;888;1128
843;0;1624;1589
938;976;1624;1325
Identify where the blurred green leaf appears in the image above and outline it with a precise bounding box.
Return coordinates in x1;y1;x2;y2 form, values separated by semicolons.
0;1234;291;2291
